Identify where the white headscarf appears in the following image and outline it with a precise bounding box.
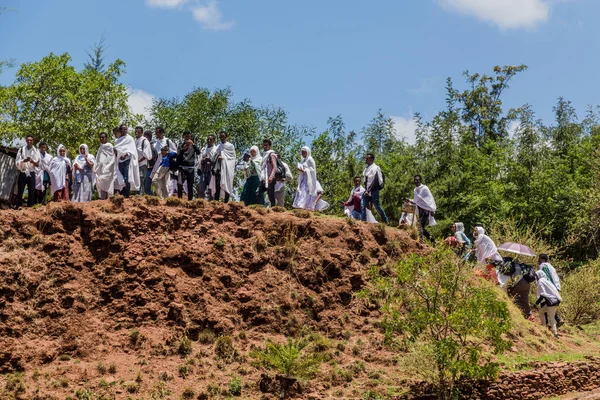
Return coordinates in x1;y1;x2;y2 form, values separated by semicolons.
49;145;71;194
249;145;262;173
474;227;502;264
536;270;562;304
454;222;465;242
74;144;96;169
297;146;318;196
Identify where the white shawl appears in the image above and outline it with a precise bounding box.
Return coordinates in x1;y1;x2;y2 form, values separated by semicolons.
363;163;383;191
215;141;236;195
244;145;262;179
474;227;502;264
297;146;318;196
413;184;436;212
94;142;116;194
49;145;71;194
536;270;562;304
35;151;53;191
114;134;140;191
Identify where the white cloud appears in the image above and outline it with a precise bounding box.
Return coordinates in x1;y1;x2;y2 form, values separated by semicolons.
392;116;419;145
407;76;442;95
146;0;189;8
438;0;551;29
192;1;234;31
128;88;155;121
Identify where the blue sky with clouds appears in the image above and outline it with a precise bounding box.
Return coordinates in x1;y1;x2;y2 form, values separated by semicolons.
1;0;600;143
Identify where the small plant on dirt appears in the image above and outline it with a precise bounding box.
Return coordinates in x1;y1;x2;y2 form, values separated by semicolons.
109;194;124;209
58;354;71;361
158;372;173;382
150;381;171;400
198;329;216;345
124;381;139;394
2;238;18;251
206;383;220;397
214;335;239;362
129;328;141;346
181;387;195;399
165;197;182;207
178;363;193;378
108;363;117;374
178;334;193;356
228;375;242;396
96;363;107;375
74;389;94;400
145;196;160;206
4;373;25;395
213;236;226;250
251;337;322;380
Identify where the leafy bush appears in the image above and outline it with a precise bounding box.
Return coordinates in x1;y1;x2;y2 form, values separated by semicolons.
214;335;239;362
251;337;322;380
367;247;511;399
228;375;242;396
560;262;600;325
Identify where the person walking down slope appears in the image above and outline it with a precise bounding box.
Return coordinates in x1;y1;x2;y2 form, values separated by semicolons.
71;144;96;203
535;270;562;338
293;146;329;211
473;226;503;283
538;253;564;328
49;145;72;202
94;132;116;200
406;174;436;244
361;153;388;223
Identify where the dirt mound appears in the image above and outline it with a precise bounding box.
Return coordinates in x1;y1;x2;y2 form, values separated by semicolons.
0;198;423;398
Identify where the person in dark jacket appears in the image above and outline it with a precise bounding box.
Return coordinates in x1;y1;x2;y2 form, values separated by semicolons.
177;131;200;200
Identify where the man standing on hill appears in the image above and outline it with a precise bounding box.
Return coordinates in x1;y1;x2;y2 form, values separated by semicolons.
211;130;236;203
197;134;217;200
135;126;153;195
406;174;436;244
15;135;41;208
143;131;157;195
177;131;200;201
361;153;388;223
260;138;278;207
538;254;564;328
114;124;140;198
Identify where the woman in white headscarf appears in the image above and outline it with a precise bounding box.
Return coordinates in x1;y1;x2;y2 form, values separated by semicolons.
49;145;72;202
534;270;562;337
72;144;96;202
293;146;328;211
240;145;263;206
472;226;504;284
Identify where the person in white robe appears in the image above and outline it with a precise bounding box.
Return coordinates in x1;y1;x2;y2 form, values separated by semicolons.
134;126;153;195
361;153;388;223
534;270;562;337
293;146;329;211
49;145;72;201
35;141;53;204
210;130;236;203
15;135;41;207
114;125;140;198
406;174;436;244
72;144;96;202
94;132;116;200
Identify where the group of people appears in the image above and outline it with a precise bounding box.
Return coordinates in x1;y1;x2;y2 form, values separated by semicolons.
444;223;564;338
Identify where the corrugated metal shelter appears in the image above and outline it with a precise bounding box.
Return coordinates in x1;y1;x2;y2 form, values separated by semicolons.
0;146;18;204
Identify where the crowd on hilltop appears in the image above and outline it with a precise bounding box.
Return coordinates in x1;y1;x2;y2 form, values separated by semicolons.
12;125;563;338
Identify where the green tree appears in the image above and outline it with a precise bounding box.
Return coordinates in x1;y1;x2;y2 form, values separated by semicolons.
0;52;129;155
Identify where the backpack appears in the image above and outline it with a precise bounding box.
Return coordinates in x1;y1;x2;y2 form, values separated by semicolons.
274;156;286;180
498;257;516;276
521;264;536;283
168;152;179;172
148;141;159;168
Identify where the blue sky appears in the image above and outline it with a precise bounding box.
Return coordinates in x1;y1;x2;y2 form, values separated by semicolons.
1;0;600;143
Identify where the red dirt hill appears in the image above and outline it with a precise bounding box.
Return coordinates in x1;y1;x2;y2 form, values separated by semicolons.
0;198;423;399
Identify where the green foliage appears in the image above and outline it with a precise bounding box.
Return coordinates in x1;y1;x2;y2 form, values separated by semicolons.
367;248;511;399
0;52;130;155
228;375;242;396
561;262;600;325
251;337;323;380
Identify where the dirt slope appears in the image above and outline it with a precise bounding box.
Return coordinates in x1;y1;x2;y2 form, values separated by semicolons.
0;198;424;399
